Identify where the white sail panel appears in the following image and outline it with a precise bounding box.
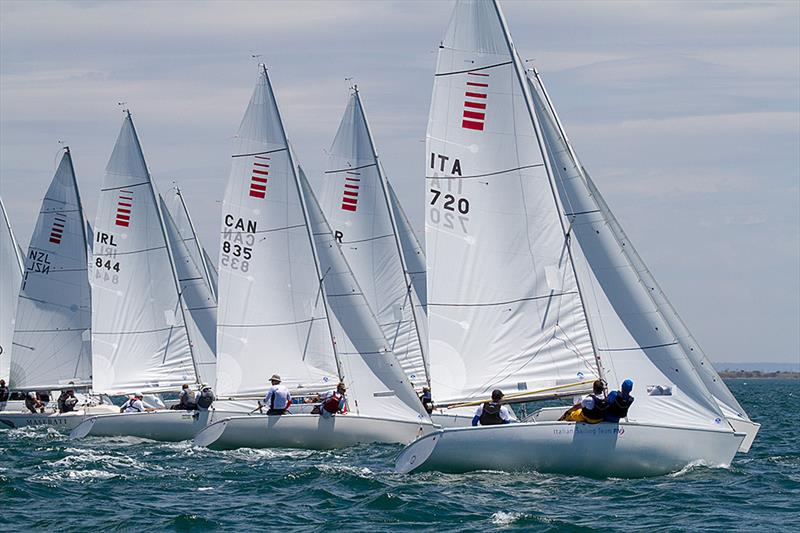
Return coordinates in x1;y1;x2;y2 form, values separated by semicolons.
91;114;196;394
426;0;596;405
317;90;428;389
216;67;338;399
527;71;727;427
160;194;217;388
387;181;427;312
10;149;92;389
0;197;25;383
300;168;428;422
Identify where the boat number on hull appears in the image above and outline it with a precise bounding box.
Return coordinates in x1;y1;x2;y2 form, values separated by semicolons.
221;215;255;272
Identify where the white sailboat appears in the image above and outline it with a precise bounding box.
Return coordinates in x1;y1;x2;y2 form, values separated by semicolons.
193;66;434;451
71;112;223;441
396;0;751;477
1;148;117;430
315;88;429;391
0;196;24;385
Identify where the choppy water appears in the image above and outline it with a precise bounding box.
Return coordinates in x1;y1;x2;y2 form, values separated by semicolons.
2;379;798;531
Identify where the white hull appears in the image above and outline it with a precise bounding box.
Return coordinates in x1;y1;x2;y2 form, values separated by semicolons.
728;417;761;453
430;406;476;428
396;421;746;478
69;409;241;442
194;413;436;451
0;405;118;431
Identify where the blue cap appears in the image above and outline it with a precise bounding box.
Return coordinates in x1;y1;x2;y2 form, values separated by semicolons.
622;379;633;393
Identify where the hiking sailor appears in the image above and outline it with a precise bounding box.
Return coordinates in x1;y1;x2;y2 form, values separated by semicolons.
0;379;9;412
172;384;198;411
604;379;634;423
260;374;292;415
319;382;347;418
471;389;512;426
559;380;608;424
196;384;215;411
419;386;434;415
57;388;79;413
120;392;148;413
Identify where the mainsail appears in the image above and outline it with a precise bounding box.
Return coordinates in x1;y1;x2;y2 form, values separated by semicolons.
316;89;428;389
425;0;598;406
216;66;427;423
91;112;200;394
526;69;742;428
0;197;25;383
10;148;92;389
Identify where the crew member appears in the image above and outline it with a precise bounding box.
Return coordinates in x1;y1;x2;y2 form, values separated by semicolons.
472;389;512;426
120;392;146;413
419;386;434;415
604;379;634;422
196;384;215;411
319;382;347;418
57;389;79;413
172;384;198;411
260;374;292;415
0;379;9;412
559;380;607;424
25;391;45;414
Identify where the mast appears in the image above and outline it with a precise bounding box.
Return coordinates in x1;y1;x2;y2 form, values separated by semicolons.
0;197;24;275
261;65;344;381
127;110;203;387
351;87;430;387
490;0;604;382
174;186;217;301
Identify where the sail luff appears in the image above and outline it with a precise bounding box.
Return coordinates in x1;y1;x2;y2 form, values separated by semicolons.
352;88;431;387
490;0;602;380
174;187;217;301
386;180;427;309
0;197;25;383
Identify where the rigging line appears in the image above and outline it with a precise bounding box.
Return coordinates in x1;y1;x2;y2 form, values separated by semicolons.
597;342;679;352
231;147;287;158
100;181;151;192
435;60;513;77
324;162;377;174
93;326;176;335
338;233;394;245
97;244;167;257
220;223;305;236
426;164;543;181
564;209;601;217
217;318;323;328
428;291;578;308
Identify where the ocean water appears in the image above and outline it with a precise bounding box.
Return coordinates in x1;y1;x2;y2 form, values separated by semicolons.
2;379;797;531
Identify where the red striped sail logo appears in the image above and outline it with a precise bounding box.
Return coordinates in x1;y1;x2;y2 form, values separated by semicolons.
341;171;361;212
115;190;133;227
49;214;66;244
249;155;270;199
462;71;489;131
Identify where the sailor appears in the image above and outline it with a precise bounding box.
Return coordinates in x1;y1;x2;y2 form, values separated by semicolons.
604;379;634;423
559;380;607;424
120;392;146;413
260;374;292;415
196;384;215;411
57;389;79;413
419;386;434;415
25;391;45;414
319;382;347;418
0;379;9;412
172;384;198;411
471;389;512;426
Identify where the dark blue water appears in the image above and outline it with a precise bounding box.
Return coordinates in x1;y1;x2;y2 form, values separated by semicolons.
2;379;798;531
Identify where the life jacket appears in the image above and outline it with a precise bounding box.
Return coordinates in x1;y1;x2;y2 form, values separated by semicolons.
606;393;634;420
57;393;68;412
581;394;607;423
197;389;214;409
0;386;10;402
478;402;505;425
124;399;142;412
322;392;343;414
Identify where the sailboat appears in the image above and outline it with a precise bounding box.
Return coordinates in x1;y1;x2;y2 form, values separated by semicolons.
193;66;434;451
0;196;24;386
1;148;117;430
396;0;754;477
70;112;224;441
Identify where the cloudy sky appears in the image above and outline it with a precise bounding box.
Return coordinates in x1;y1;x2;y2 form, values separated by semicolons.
1;0;798;366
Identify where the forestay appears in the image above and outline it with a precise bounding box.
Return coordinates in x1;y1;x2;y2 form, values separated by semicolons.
526;70;732;429
11;148;92;389
0;197;25;383
426;0;597;405
316;89;428;389
91;113;198;394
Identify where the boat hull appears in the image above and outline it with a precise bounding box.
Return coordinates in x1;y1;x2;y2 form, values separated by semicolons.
0;405;119;431
194;413;435;451
68;409;240;442
396;421;746;478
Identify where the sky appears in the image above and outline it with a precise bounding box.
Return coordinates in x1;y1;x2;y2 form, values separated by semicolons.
1;0;798;366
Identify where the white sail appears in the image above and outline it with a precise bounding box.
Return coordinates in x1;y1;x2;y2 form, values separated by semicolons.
159;194;217;388
387;180;427;312
216;66;340;399
164;187;218;299
425;0;597;405
316;89;428;389
10;148;92;389
300;167;428;422
91;113;198;394
0;196;25;383
527;70;733;428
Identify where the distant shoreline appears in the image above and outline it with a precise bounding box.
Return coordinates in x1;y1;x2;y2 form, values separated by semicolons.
720;371;800;379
